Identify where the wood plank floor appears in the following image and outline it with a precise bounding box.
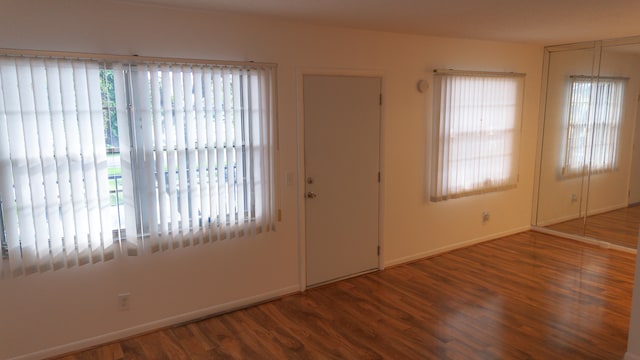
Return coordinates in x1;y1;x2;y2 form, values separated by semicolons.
546;205;640;249
51;231;636;360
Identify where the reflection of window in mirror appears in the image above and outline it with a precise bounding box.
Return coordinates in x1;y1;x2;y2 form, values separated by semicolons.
562;76;626;177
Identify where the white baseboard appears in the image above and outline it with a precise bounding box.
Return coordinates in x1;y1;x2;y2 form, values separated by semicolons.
537;203;628;227
536;213;581;227
625;352;640;360
10;285;300;360
384;225;531;267
586;203;629;217
532;226;637;254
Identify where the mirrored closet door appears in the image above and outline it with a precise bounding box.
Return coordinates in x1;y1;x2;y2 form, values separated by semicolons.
534;37;640;250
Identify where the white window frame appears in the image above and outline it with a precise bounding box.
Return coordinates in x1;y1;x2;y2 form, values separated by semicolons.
562;76;625;177
0;51;278;277
431;70;525;201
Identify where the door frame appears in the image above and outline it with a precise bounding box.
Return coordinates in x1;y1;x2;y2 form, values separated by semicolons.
296;68;386;291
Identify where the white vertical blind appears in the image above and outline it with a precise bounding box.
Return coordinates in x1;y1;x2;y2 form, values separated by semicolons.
0;57;113;277
0;53;277;277
563;76;625;177
112;62;277;256
431;70;524;201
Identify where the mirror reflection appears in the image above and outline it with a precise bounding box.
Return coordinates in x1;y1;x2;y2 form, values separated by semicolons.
535;39;640;250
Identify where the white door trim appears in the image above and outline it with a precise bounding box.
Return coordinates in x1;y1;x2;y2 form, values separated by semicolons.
295;67;386;291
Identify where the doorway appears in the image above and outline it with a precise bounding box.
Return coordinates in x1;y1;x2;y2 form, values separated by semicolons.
303;74;382;287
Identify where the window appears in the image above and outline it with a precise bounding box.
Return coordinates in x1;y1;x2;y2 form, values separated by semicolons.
563;76;625;177
431;70;524;201
0;54;277;277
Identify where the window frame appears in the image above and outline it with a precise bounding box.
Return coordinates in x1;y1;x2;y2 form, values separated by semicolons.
562;75;626;178
0;50;278;275
430;69;525;202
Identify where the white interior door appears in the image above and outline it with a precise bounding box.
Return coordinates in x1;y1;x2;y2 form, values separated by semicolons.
629;97;640;205
304;75;381;287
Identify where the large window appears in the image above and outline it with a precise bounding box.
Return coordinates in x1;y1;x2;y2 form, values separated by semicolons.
0;54;277;277
563;76;625;177
431;70;525;201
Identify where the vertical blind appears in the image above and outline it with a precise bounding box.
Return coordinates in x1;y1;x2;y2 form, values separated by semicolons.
563;76;625;177
0;54;277;277
431;70;525;201
0;58;113;275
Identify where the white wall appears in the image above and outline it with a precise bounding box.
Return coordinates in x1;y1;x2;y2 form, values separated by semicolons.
626;233;640;360
629;84;640;205
535;47;640;226
588;48;640;213
0;1;543;358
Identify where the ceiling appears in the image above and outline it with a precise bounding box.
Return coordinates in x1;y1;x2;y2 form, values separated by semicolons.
122;0;640;45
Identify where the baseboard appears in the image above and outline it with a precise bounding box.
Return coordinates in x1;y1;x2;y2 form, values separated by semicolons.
384;225;532;267
537;203;628;227
536;213;582;227
10;284;300;360
625;352;640;360
585;203;628;217
531;226;637;254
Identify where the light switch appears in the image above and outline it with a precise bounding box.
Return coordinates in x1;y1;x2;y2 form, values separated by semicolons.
286;171;295;186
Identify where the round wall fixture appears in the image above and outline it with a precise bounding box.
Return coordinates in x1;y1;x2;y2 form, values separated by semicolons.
417;79;429;93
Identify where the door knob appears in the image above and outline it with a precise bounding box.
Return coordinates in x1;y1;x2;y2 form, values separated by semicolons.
306;191;318;199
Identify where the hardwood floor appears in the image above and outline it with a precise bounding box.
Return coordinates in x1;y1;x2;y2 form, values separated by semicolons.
52;231;636;360
546;205;640;249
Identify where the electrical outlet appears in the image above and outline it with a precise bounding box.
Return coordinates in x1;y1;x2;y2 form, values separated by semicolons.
117;293;131;311
571;193;578;202
482;211;490;222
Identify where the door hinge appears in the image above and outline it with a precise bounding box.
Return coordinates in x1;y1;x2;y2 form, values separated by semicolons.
379;93;383;105
377;246;381;256
378;171;381;183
